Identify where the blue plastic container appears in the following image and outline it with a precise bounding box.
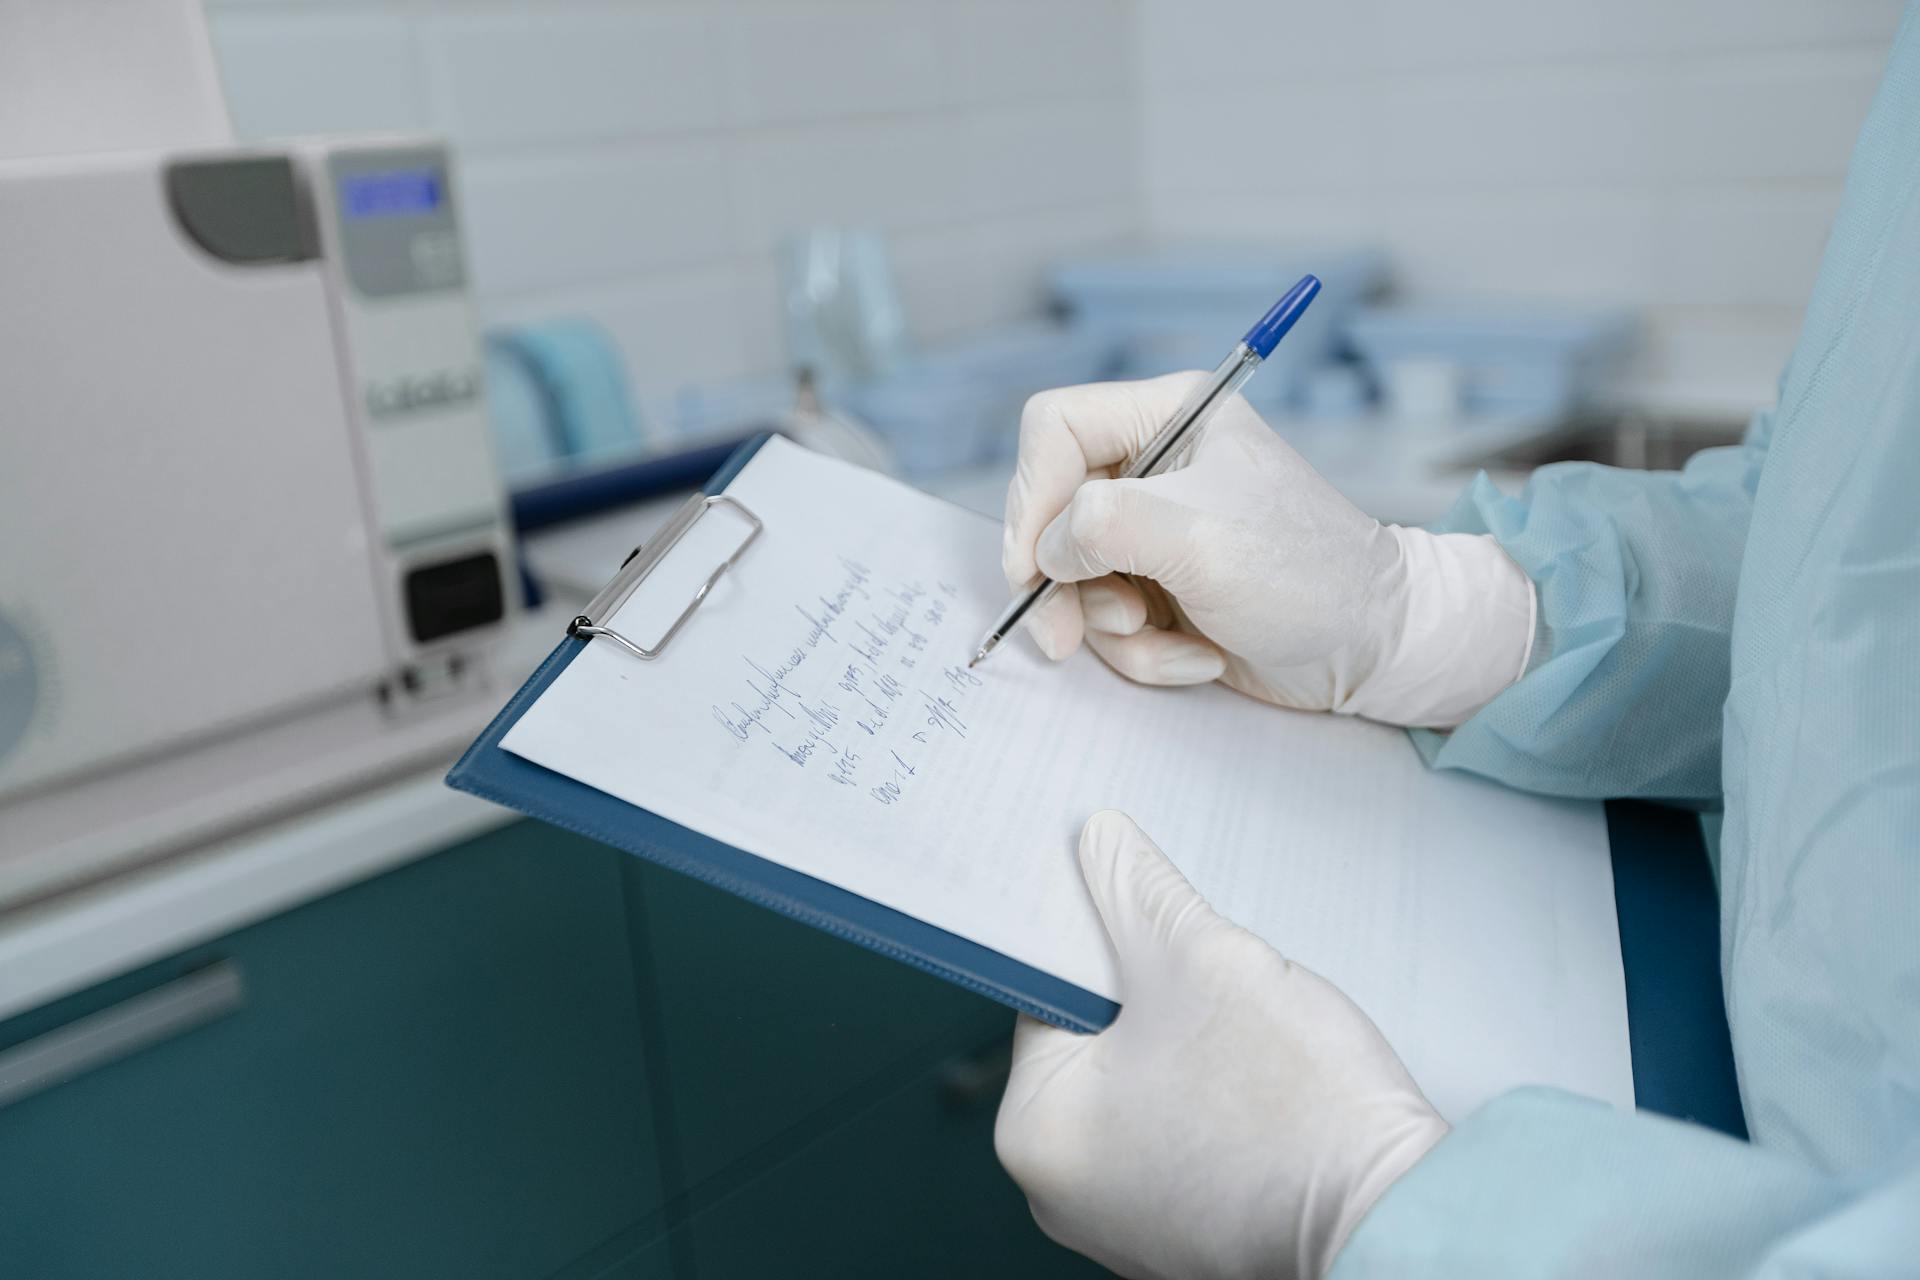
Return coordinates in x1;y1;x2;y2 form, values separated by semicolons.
1048;246;1389;408
669;374;798;444
1342;304;1635;416
483;337;562;482
484;317;656;483
844;323;1118;476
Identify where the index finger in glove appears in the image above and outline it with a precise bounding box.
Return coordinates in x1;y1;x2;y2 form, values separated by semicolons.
1002;373;1211;589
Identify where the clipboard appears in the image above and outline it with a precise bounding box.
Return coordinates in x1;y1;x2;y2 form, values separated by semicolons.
452;433;1745;1134
449;433;1121;1033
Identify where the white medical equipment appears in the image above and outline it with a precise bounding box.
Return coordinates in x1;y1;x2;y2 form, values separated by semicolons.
0;4;516;905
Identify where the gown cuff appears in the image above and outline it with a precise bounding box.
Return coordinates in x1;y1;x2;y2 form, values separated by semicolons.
1329;1088;1842;1278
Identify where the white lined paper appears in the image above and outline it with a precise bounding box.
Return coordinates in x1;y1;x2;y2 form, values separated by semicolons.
503;437;1633;1120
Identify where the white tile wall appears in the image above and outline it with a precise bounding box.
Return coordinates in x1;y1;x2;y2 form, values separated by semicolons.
203;0;1142;418
719;2;951;125
205;0;1904;419
208;9;428;138
727;117;984;252
459;142;736;296
1134;0;1906;413
429;8;723;147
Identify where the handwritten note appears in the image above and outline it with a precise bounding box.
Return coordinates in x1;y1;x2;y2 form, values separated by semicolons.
502;436;1634;1120
709;559;978;802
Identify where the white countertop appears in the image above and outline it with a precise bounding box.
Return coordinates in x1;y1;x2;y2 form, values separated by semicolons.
0;611;567;1020
0;769;510;1022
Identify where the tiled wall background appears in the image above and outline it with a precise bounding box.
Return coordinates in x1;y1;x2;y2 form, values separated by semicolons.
204;0;1141;420
1134;0;1907;412
208;0;1907;420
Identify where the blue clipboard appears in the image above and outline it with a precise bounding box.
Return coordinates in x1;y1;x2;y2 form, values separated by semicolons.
451;434;1118;1033
449;434;1745;1136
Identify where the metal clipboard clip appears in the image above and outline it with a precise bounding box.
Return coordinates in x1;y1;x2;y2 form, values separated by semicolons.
567;493;763;661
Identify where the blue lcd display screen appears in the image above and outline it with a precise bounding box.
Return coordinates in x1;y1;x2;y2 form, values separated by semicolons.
342;169;443;218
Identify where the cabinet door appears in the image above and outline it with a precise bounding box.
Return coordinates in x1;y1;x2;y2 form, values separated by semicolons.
0;822;666;1280
686;1025;1113;1279
632;861;1010;1190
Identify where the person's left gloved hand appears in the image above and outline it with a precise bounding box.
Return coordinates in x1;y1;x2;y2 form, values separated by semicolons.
996;811;1448;1280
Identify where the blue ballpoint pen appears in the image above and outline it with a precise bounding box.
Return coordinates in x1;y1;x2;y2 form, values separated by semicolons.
967;273;1323;669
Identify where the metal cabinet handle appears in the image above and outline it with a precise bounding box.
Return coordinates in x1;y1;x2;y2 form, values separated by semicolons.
0;961;245;1110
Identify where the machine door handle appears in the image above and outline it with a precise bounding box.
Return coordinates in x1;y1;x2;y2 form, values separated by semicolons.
0;961;245;1110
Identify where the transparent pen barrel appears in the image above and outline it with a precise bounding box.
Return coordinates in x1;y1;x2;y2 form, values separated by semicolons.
1121;344;1262;481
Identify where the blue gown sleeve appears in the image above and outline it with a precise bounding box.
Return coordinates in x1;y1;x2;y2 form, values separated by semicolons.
1330;1088;1920;1278
1341;9;1920;1274
1406;425;1767;804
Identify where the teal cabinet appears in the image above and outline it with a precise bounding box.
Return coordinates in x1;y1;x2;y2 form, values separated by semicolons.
0;819;1105;1277
685;1029;1110;1279
548;1230;682;1280
633;861;1007;1188
0;823;663;1280
632;862;1104;1277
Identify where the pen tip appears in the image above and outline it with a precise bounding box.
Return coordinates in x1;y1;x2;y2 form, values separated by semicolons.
966;655;980;670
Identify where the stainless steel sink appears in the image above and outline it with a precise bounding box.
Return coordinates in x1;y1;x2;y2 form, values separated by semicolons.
1459;414;1747;472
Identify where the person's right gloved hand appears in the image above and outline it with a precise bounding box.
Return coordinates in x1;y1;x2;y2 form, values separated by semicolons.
1002;373;1536;729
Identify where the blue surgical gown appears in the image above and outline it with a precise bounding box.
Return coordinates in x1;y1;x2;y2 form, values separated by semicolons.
1335;7;1920;1274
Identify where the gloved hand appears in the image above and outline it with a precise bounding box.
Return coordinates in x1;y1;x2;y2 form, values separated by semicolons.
1002;374;1536;728
996;811;1448;1280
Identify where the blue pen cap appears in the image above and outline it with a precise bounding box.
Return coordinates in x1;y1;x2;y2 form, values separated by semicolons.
1241;274;1322;359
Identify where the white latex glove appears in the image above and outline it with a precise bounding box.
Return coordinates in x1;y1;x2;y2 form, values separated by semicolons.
996;811;1448;1280
1002;374;1536;728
